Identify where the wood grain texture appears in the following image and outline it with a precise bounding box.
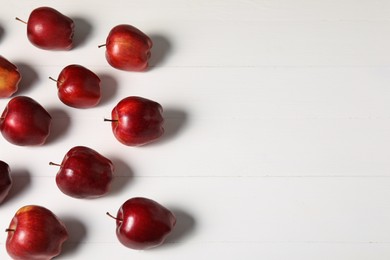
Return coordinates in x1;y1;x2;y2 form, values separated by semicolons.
0;1;389;259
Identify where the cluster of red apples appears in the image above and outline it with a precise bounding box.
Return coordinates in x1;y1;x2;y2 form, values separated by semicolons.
0;6;176;260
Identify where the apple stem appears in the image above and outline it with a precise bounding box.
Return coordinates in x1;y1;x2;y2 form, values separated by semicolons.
48;77;57;82
5;228;15;232
104;118;118;122
15;17;27;24
98;44;106;48
49;162;61;167
106;212;122;221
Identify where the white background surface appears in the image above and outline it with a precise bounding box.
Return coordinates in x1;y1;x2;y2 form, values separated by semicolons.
1;0;390;259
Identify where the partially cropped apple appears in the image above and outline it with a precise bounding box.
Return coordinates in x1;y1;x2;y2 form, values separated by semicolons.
50;146;114;199
17;6;74;50
50;64;101;108
0;96;52;146
0;160;12;204
105;96;164;146
107;197;176;250
99;24;152;71
0;56;21;98
6;205;68;260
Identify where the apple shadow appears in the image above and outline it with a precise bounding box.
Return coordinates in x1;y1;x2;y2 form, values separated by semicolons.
71;17;93;49
98;73;119;106
148;33;172;69
14;62;39;95
45;108;71;144
2;169;31;205
152;108;189;146
0;25;4;44
60;216;88;257
108;158;134;196
162;208;197;248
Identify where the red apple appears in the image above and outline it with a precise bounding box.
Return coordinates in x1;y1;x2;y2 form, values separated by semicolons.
105;96;164;146
0;96;52;146
0;56;21;98
6;205;68;260
0;160;12;204
17;6;74;50
50;64;101;108
107;197;176;250
100;24;152;71
50;146;114;199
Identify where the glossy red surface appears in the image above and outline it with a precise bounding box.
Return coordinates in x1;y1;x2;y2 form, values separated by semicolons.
109;96;164;146
6;205;68;260
0;55;21;98
104;24;152;71
0;96;51;146
56;64;101;108
27;7;74;50
0;160;12;204
54;146;114;198
114;197;176;250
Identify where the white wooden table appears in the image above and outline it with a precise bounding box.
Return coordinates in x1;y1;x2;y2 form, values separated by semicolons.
1;1;390;259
